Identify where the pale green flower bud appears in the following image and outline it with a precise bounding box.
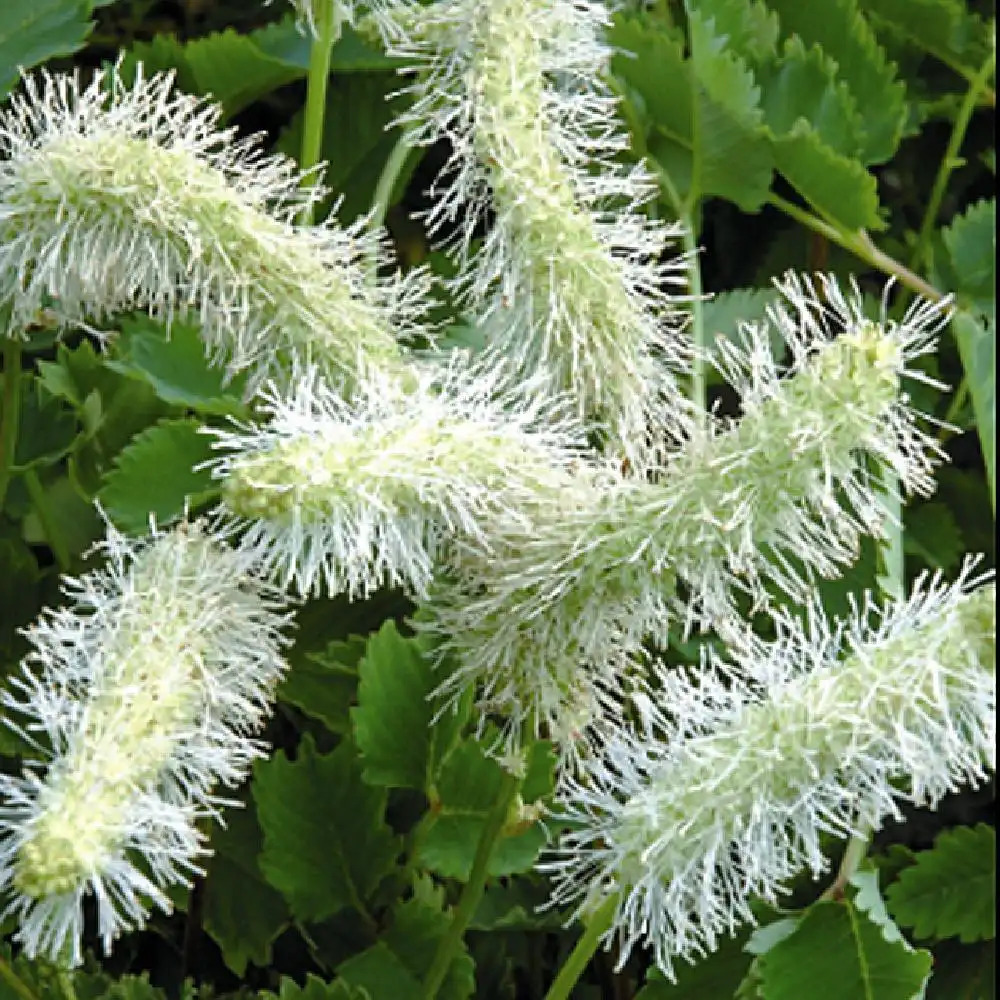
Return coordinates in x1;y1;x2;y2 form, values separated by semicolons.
544;564;995;978
0;520;291;965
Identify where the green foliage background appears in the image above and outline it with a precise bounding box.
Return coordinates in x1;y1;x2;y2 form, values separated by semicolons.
0;1;995;998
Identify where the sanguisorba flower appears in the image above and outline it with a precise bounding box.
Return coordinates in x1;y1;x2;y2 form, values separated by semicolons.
427;274;950;744
0;64;422;391
208;358;588;599
543;562;996;978
0;520;290;966
372;0;694;469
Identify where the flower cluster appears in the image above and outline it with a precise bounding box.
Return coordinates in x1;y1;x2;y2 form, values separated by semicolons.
0;522;290;965
0;64;420;392
372;0;695;469
425;273;950;746
0;0;993;983
208;359;587;599
543;564;995;976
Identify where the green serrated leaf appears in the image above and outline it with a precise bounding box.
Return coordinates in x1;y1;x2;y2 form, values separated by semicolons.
0;0;93;99
690;0;780;63
759;37;866;156
770;120;884;230
636;931;755;998
202;802;290;976
687;5;774;210
703;286;783;381
469;879;565;932
352;621;468;791
98;418;218;535
72;971;168;999
336;942;423;1000
951;311;996;510
849;866;907;945
903;502;964;572
262;974;366;1000
418;741;547;880
379;876;476;1000
859;0;992;74
279;635;367;735
13;377;78;470
254;734;399;923
941;199;996;317
611;12;773;212
886;825;996;944
766;0;907;163
107;316;246;416
758;900;932;1000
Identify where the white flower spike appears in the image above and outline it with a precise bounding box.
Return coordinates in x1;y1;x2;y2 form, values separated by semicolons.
208;359;587;599
0;520;291;966
427;275;951;746
0;64;422;391
372;0;695;469
543;563;995;979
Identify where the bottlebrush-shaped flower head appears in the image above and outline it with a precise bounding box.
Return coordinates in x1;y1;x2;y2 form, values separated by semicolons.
371;0;695;470
426;274;950;748
542;561;995;978
0;64;421;391
207;358;587;599
0;520;291;966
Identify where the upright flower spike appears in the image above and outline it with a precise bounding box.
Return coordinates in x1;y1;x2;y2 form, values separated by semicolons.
0;521;291;966
372;0;695;469
0;65;420;391
207;360;588;599
542;564;996;979
426;275;950;746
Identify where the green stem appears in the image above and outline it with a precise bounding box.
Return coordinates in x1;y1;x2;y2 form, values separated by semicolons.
937;377;970;444
820;833;870;902
58;969;78;1000
767;194;945;303
655;166;707;414
0;955;39;1000
0;336;23;511
879;474;906;601
680;218;706;415
543;894;619;1000
368;130;415;236
422;768;521;998
24;468;71;571
298;0;342;225
907;46;996;282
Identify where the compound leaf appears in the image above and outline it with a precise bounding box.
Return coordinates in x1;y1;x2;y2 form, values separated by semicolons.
886;825;996;944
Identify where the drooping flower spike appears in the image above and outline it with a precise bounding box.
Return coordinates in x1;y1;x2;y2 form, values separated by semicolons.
0;519;291;966
542;561;995;978
207;358;589;599
425;274;951;746
372;0;695;470
0;64;422;391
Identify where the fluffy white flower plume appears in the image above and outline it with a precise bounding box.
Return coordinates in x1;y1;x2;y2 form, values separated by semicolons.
0;520;291;966
277;0;356;35
372;0;695;469
427;275;950;745
0;64;422;390
207;360;588;599
543;563;996;978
